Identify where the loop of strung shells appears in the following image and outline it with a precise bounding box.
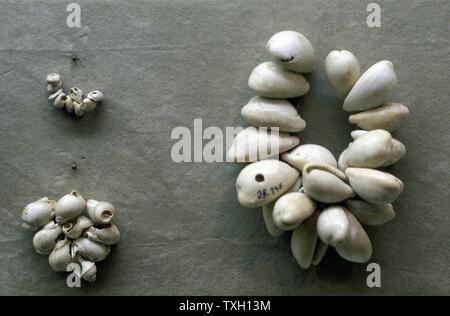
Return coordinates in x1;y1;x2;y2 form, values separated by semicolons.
22;191;121;283
46;73;104;117
229;30;409;269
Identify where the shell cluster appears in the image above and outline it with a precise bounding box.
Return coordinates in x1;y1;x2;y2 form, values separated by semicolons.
21;191;120;282
46;73;104;117
229;31;409;268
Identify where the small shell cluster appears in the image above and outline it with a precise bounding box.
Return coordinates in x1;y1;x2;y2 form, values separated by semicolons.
46;73;104;117
21;191;120;282
229;31;409;268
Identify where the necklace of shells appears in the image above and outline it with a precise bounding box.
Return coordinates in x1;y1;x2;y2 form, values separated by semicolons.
228;31;409;268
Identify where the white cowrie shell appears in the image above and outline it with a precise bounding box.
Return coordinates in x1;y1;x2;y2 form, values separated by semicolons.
49;238;72;272
46;73;62;93
302;163;355;203
273;192;316;231
74;102;86;117
69;87;84;103
345;199;395;226
22;197;55;231
55;190;86;224
349;131;406;167
82;98;97;112
262;177;302;237
316;205;350;246
32;221;62;255
62;216;93;239
235;160;300;208
266;31;315;73
48;89;63;101
281;144;337;171
72;237;111;262
85;224;121;245
312;240;328;266
226;127;299;163
343;61;397;112
54;93;68;109
86;200;116;225
241;96;306;132
291;212;319;269
46;73;61;85
87;90;104;102
349;102;410;132
341;130;393;170
335;209;373;263
248;62;310;98
325;50;360;97
346;167;404;205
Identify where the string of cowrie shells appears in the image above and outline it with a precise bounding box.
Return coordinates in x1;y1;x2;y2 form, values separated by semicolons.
228;30;409;268
46;73;104;117
21;191;121;282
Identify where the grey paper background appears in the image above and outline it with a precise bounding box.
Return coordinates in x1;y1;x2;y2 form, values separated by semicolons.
0;0;449;295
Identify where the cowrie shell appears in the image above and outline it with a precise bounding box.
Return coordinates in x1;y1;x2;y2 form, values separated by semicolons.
341;129;393;170
87;90;104;102
85;224;121;245
349;102;409;132
71;238;111;262
22;197;55;231
235;160;299;208
87;200;116;225
32;221;62;255
346;167;404;205
317;205;350;247
273;191;316;231
248;62;310;98
46;73;61;84
266;31;315;73
62;216;93;239
241;96;306;132
55;190;86;224
334;209;373;263
343;61;397;112
325;50;360;97
69;87;84;103
48;239;72;272
348;130;406;167
262;178;302;237
302;163;355;203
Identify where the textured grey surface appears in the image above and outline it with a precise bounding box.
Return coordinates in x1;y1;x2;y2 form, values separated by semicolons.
0;0;449;295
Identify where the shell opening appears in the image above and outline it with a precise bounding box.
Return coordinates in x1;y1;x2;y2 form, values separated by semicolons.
101;210;113;220
63;219;76;232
